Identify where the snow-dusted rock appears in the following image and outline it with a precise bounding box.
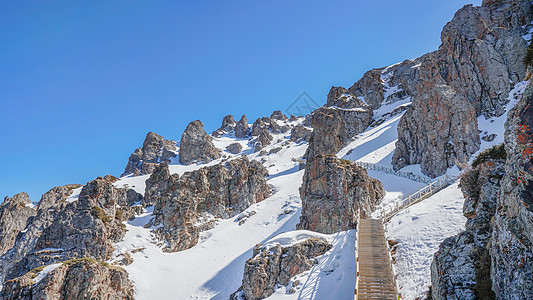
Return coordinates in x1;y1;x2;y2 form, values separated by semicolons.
145;156;271;252
226;142;243;154
123;131;177;176
234;115;250;138
298;155;385;234
1;178;142;282
0;258;133;300
490;80;533;299
289;124;311;143
393;0;532;177
179;120;222;165
212;114;236;137
0;193;36;256
431;159;504;299
235;237;331;300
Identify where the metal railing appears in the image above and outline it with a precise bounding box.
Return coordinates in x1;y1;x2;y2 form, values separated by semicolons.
379;174;457;222
354;161;432;184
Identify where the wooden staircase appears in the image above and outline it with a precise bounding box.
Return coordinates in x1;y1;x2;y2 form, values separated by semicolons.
355;219;398;300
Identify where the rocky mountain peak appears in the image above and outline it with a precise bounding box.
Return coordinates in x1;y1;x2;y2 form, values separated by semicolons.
179;120;222;165
123;131;177;176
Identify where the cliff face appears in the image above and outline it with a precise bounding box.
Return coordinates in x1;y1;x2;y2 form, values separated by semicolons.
302;0;532;178
431;83;533;299
490;79;533;299
393;0;533;177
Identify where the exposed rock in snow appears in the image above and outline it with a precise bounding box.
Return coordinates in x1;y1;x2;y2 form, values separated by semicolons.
490;81;533;299
213;114;237;137
298;155;385;234
179;120;222;165
123;131;177;176
0;193;36;256
234;115;250;139
431;159;504;299
0;258;133;300
270;110;288;121
1;178;142;282
392;0;533;177
145;156;271;252
235;237;331;300
226;142;243;154
289;124;311;143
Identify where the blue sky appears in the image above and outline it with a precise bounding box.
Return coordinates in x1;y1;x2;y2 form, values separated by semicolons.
0;0;481;202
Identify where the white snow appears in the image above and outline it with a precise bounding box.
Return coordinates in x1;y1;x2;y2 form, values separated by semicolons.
386;183;467;300
475;80;529;159
65;186;83;203
33;263;62;285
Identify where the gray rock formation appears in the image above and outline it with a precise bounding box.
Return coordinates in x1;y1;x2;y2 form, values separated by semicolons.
226;142;243;154
489;79;533;299
0;258;134;300
236;238;331;300
0;179;142;282
297;155;385;234
179;120;222;165
392;0;532;177
123;131;177;176
305;92;372;159
431;83;533;299
431;159;503;299
270;110;288;121
289;124;312;143
212;114;236;137
234;115;250;138
145;156;271;252
0;193;36;256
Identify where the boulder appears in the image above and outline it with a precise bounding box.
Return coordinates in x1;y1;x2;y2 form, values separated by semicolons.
289;124;312;143
226;142;243;154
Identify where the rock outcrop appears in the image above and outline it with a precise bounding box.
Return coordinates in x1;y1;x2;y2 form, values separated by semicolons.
289;124;312;143
0;193;36;256
212;114;236;137
123;131;177;176
236;238;331;300
234;115;250;138
431;83;533;299
392;0;533;177
305;87;372;159
431;158;504;299
489;80;533;299
179;120;222;165
0;258;134;300
226;142;243;154
145;156;271;252
297;155;385;234
0;179;142;282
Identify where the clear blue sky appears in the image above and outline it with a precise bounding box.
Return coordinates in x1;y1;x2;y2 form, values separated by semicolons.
0;0;481;202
